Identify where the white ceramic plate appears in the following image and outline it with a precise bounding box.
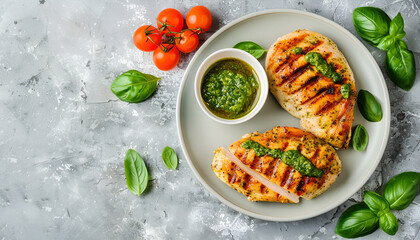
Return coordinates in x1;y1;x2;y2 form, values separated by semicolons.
176;9;390;221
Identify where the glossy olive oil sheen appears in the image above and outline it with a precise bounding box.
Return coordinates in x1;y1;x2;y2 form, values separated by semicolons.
201;58;260;119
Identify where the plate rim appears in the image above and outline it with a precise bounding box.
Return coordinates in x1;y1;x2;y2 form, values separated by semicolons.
176;9;391;221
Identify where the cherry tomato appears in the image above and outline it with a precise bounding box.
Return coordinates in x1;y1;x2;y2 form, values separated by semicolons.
175;30;199;53
157;8;184;33
133;25;161;52
153;44;180;71
186;6;212;33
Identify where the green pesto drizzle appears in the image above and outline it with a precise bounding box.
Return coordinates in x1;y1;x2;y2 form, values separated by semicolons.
341;84;351;99
291;47;303;54
304;52;342;83
241;140;324;178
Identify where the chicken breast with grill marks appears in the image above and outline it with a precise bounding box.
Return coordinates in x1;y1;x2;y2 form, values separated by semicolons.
265;30;356;149
211;126;341;202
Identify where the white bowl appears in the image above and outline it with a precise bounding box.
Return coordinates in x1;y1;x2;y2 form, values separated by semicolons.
194;48;268;124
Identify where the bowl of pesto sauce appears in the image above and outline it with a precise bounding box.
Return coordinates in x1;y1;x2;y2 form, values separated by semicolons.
195;48;268;124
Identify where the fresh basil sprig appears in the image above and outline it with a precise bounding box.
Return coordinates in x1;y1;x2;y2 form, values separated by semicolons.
335;203;379;238
364;191;389;215
389;13;406;40
111;70;160;103
379;212;399;236
376;35;396;51
353;7;416;91
363;191;399;235
162;146;178;170
377;13;405;51
384;171;420;210
351;124;369;152
124;149;149;196
336;172;420;238
357;90;383;122
353;7;391;46
233;41;267;59
386;40;416;91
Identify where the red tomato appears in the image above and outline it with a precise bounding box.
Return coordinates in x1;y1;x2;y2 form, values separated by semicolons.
157;8;184;33
153;44;180;71
186;6;212;33
133;25;161;52
175;30;199;53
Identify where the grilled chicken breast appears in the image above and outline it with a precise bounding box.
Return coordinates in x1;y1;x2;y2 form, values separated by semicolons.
265;30;356;149
212;126;341;202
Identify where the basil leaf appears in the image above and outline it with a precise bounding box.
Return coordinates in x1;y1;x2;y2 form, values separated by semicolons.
335;202;379;238
376;35;396;51
351;124;369;152
379;212;399;235
357;90;383;122
384;171;420;210
353;7;391;46
162;146;178;170
389;13;406;39
233;41;267;59
124;149;149;196
385;40;416;91
363;191;390;215
111;70;160;103
340;84;351;99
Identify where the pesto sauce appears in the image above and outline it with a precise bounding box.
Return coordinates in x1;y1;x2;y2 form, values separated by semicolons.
291;47;303;54
341;84;351;99
201;58;259;119
241;140;324;178
304;52;342;83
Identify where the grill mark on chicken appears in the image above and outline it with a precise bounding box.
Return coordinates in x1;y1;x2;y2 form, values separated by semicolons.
228;163;238;183
273;34;308;57
316;99;343;115
337;99;352;120
301;40;323;53
242;174;251;190
275;55;301;73
296;144;303;153
324;52;332;60
269;158;282;179
229;150;249;184
336;100;353;139
257;157;266;173
340;124;351;138
250;155;261;171
290;75;320;94
280;167;291;187
279;64;310;87
296;177;307;195
282;126;305;138
229;172;236;184
286;169;295;188
311;149;321;161
262;156;276;177
325;87;335;95
260;184;266;194
314;166;330;189
274;40;323;73
300;86;333;105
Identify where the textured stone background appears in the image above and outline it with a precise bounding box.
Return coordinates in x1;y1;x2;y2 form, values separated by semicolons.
0;0;419;239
